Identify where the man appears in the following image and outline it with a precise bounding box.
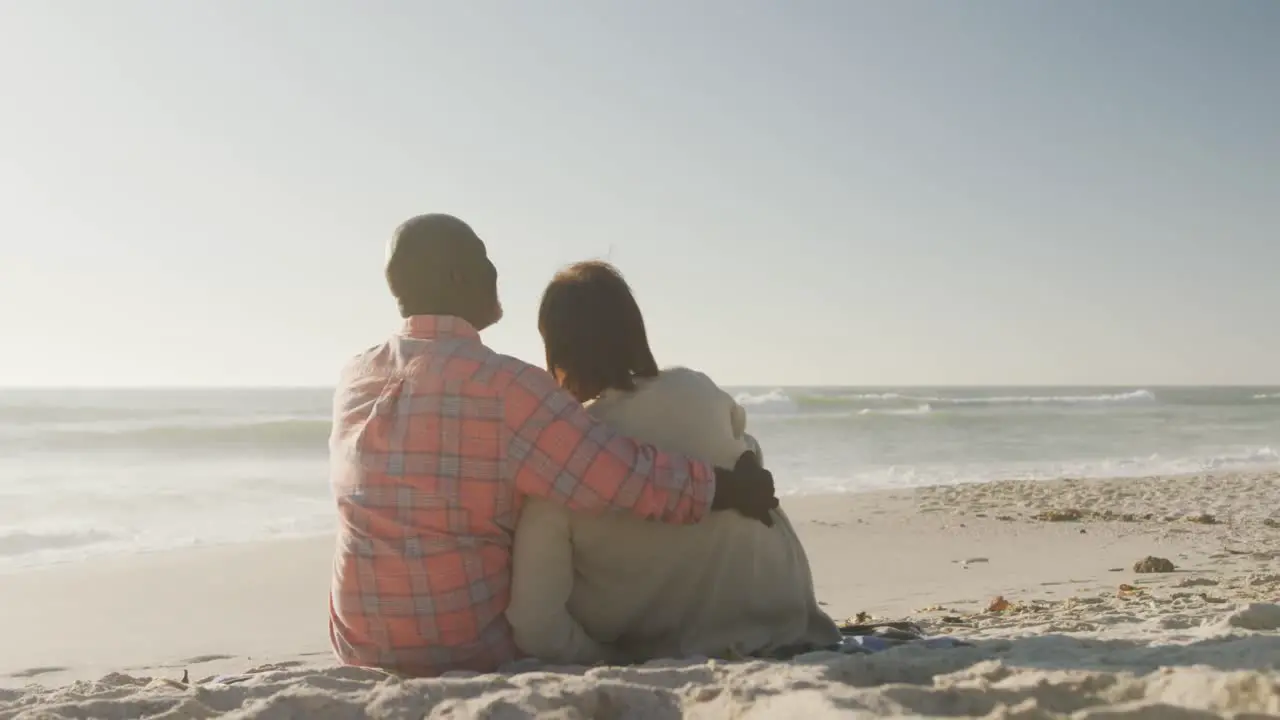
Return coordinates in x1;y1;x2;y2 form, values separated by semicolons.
329;213;778;676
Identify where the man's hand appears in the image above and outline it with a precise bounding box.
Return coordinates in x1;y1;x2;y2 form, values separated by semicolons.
710;450;779;527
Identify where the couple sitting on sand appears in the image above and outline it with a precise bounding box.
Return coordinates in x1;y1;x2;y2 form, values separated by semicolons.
328;214;839;676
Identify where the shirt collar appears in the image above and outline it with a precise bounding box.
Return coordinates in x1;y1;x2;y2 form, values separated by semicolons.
400;315;481;342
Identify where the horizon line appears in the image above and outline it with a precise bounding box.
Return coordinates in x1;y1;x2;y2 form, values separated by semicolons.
3;383;1280;391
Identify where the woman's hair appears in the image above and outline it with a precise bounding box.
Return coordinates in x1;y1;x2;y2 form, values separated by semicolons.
538;261;660;402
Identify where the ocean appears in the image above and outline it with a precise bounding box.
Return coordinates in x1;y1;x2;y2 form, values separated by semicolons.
2;386;1278;571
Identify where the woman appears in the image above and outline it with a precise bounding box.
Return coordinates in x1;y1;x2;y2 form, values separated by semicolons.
506;261;839;665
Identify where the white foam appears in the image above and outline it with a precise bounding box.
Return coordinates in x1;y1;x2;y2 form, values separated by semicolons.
733;389;798;414
857;403;932;416
731;388;1157;414
906;389;1156;405
0;527;121;558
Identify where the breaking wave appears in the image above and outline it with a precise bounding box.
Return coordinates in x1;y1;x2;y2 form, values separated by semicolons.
735;389;1156;416
9;418;332;452
0;528;121;558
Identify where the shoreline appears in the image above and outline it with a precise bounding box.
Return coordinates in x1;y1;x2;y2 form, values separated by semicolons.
0;529;337;578
4;471;1279;716
7;466;1278;578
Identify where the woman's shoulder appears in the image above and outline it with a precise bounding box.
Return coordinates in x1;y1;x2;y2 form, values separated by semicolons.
655;366;721;389
590;366;749;464
637;367;737;404
589;366;740;421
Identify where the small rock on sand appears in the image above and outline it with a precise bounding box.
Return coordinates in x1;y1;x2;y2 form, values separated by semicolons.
1185;513;1219;524
1133;556;1176;573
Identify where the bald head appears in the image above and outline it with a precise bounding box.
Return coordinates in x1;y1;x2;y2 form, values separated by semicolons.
386;214;502;328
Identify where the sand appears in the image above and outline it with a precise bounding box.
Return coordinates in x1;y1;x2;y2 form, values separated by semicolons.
2;471;1279;718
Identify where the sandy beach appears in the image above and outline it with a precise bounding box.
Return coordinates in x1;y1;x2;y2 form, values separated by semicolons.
3;471;1279;718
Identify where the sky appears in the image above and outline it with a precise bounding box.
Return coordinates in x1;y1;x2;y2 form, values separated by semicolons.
1;1;1278;388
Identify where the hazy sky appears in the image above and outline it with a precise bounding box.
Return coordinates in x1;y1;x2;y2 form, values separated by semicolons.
2;1;1277;387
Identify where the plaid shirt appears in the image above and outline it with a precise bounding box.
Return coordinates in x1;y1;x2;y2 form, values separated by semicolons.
328;315;715;676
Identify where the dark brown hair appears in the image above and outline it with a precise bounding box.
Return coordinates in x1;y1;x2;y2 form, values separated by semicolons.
538;261;660;402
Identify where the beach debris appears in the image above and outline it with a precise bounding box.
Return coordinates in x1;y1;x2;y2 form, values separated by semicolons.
1032;508;1165;523
1133;556;1176;573
844;611;872;625
1108;567;1124;572
1033;508;1084;522
951;557;989;569
1079;528;1088;534
996;515;1016;522
180;670;189;685
1263;518;1280;528
1185;513;1220;525
986;596;1012;612
1117;584;1145;595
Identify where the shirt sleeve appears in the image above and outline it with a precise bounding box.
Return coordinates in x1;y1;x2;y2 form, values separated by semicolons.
501;365;714;523
506;499;611;665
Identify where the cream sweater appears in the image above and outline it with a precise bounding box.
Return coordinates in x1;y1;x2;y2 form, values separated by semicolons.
506;368;839;664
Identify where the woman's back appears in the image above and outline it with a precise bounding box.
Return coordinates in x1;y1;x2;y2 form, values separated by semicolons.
508;368;839;663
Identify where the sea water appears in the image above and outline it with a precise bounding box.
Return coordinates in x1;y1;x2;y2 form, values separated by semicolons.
2;386;1278;570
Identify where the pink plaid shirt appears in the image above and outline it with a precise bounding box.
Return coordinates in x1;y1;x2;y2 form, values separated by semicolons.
328;315;716;676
